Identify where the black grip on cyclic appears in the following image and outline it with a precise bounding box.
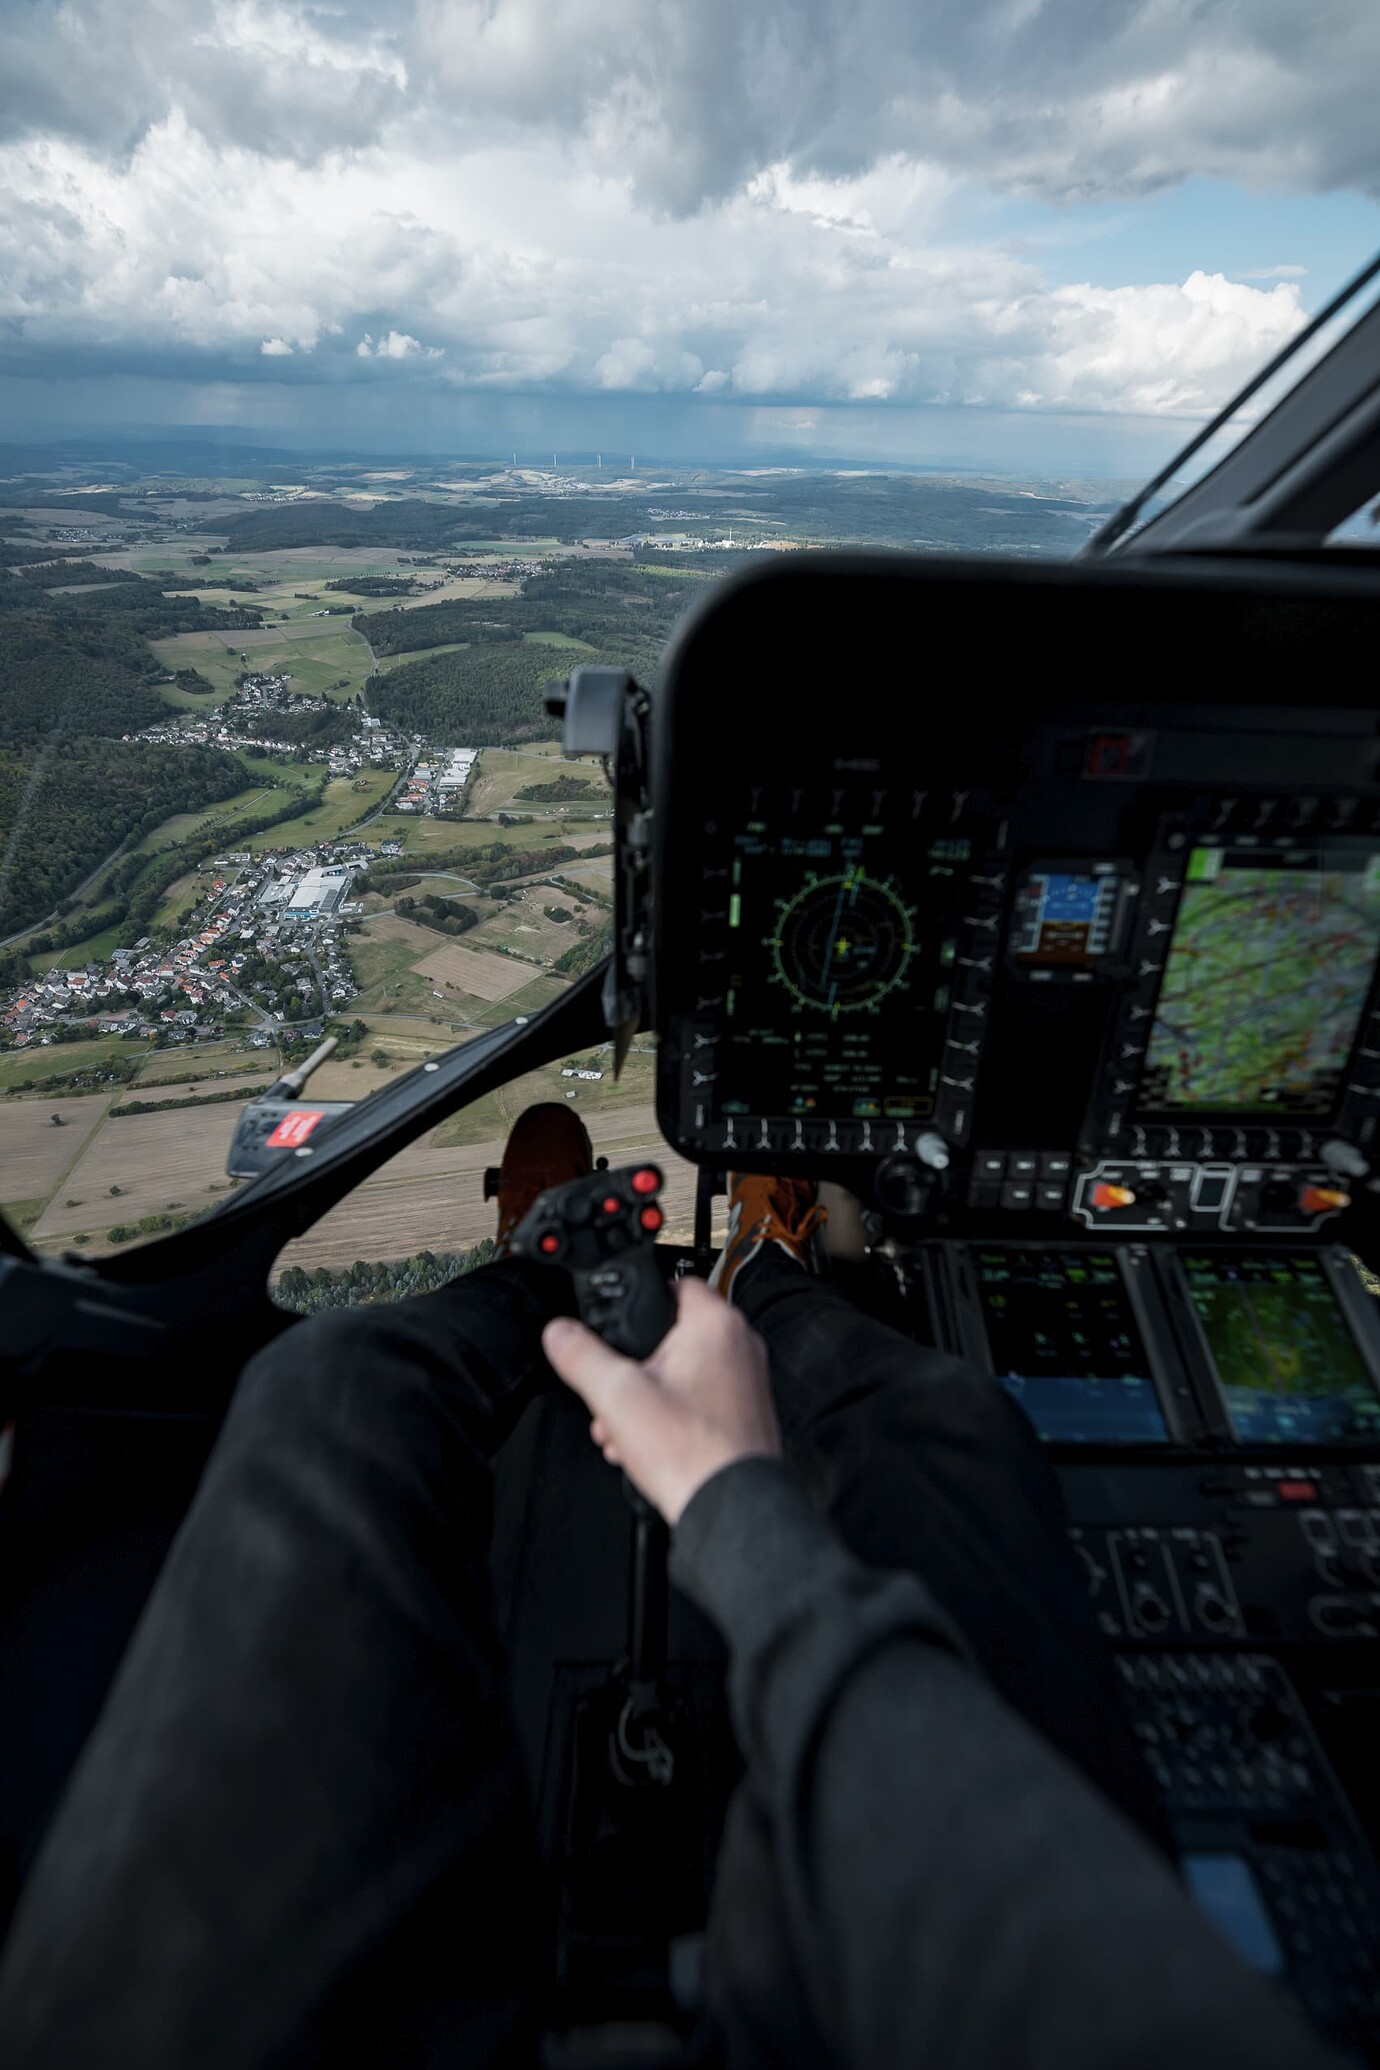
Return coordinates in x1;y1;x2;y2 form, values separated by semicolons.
507;1162;676;1360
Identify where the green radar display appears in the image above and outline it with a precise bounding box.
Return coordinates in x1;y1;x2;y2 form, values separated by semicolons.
715;817;967;1125
768;869;917;1015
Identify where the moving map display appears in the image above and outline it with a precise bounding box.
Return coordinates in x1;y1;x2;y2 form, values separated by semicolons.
1181;1251;1380;1445
1140;840;1380;1114
975;1247;1169;1443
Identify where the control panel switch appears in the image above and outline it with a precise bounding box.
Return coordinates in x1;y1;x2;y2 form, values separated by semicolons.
1090;1181;1137;1210
1300;1184;1350;1216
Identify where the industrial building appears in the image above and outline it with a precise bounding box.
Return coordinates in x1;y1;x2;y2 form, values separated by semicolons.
284;865;354;918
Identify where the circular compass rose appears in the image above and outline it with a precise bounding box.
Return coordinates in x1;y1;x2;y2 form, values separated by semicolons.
768;869;918;1014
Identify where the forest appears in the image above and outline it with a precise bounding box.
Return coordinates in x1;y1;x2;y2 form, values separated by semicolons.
274;1241;496;1313
0;739;246;936
0;566;268;936
367;642;584;742
393;893;480;937
553;920;614;976
356;559;702;661
360;561;694;740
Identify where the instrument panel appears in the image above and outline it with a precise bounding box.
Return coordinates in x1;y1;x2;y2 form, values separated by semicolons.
647;550;1380;2055
643;552;1380;2055
654;554;1380;1248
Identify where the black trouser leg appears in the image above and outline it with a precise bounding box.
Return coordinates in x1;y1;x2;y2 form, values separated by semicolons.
0;1261;568;2070
703;1259;1170;2068
737;1258;1166;1840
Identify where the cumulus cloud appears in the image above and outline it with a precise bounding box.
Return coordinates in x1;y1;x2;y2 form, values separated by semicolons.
357;330;443;359
0;0;1367;429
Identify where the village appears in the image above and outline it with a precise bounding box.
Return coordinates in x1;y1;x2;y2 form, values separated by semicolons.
0;664;495;1055
1;843;371;1053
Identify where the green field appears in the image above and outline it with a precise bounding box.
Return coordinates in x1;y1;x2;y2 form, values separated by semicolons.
371;641;471;675
0;1035;152;1093
130;773;308;854
151;623;373;704
45;924;135;972
136;1040;273;1085
244;769;397;851
431;1042;653;1147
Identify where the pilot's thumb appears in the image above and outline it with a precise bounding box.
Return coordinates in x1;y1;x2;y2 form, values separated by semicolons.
542;1316;661;1435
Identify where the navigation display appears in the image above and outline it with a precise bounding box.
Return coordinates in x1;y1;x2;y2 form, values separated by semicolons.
975;1247;1169;1443
1140;839;1380;1114
715;822;964;1122
1181;1251;1380;1445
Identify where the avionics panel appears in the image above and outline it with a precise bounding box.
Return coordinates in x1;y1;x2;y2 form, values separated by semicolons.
1140;838;1380;1117
717;821;947;1123
966;1245;1177;1444
653;555;1380;1220
674;783;1006;1159
1175;1249;1380;1446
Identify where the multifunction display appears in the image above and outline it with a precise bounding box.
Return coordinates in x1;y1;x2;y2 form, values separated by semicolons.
1010;865;1126;970
714;822;970;1124
1181;1250;1380;1445
974;1247;1168;1443
1141;839;1380;1115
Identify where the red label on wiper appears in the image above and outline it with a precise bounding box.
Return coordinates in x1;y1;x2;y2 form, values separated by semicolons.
266;1110;326;1149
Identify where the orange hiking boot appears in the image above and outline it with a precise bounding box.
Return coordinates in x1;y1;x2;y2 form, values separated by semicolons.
492;1103;595;1256
707;1173;827;1303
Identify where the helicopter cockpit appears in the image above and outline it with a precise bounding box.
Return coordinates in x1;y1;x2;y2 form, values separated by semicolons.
6;270;1380;2068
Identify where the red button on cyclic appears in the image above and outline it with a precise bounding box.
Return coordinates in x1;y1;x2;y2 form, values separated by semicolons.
601;1196;621;1216
539;1232;562;1256
639;1206;663;1233
631;1167;659;1195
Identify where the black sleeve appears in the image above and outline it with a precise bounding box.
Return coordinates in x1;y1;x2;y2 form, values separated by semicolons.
669;1454;1342;2070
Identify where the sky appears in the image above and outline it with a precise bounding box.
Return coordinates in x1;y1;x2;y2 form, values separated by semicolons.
2;0;1379;475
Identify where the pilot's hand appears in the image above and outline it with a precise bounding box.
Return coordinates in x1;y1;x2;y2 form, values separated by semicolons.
542;1278;782;1526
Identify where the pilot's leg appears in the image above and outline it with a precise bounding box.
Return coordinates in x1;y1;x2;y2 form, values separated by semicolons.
702;1218;1174;2067
0;1259;567;2070
734;1245;1169;1845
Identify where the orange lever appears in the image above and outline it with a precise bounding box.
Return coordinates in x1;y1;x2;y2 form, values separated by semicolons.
1300;1185;1350;1215
1090;1182;1137;1211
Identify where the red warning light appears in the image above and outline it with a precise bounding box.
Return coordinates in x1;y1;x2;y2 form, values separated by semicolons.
601;1196;621;1216
631;1167;659;1195
639;1206;663;1233
539;1232;562;1256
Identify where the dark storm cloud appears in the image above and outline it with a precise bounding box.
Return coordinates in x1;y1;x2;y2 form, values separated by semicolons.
3;1;1377;206
0;0;1369;432
0;1;408;164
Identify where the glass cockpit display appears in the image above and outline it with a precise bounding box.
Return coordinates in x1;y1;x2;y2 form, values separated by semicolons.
1181;1251;1380;1445
975;1248;1169;1443
715;821;966;1123
1140;840;1380;1115
1010;865;1126;969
